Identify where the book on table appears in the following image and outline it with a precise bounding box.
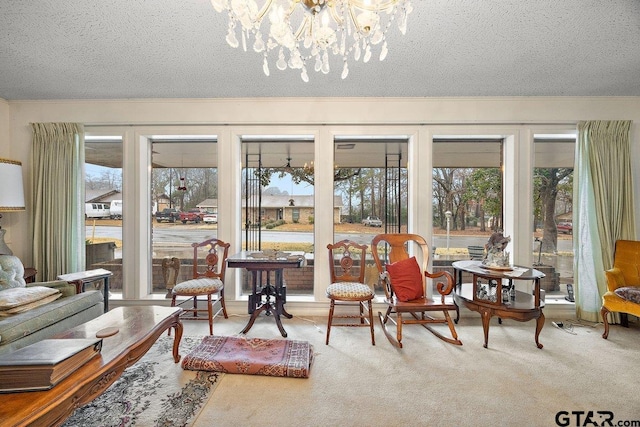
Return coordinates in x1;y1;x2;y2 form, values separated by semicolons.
0;338;103;392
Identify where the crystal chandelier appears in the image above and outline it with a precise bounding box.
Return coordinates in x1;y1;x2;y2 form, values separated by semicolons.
211;0;413;81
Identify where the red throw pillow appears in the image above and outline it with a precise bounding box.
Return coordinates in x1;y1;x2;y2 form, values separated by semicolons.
385;256;424;301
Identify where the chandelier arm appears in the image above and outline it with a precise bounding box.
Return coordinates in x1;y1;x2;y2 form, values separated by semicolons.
293;15;312;42
346;3;364;35
328;3;344;28
254;0;276;23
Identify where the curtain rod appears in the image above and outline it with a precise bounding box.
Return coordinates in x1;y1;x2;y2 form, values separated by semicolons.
84;122;578;128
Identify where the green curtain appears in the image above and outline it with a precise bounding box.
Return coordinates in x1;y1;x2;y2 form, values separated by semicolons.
574;120;635;323
31;123;85;280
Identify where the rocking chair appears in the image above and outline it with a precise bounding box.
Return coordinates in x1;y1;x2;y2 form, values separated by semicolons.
371;233;462;348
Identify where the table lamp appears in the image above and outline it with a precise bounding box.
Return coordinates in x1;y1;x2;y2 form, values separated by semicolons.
0;158;25;255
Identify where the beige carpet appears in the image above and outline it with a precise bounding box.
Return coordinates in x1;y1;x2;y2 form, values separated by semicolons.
184;312;640;427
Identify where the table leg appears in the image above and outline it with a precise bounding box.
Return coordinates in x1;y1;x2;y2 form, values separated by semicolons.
274;312;288;337
275;269;293;319
454;269;461;323
103;277;110;312
171;319;183;362
248;271;259;314
241;303;268;334
272;269;289;336
481;309;491;348
534;312;545;349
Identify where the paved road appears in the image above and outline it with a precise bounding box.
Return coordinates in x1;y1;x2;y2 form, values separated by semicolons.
87;225;572;252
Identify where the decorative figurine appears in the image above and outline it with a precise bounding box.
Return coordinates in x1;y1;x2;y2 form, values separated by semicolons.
483;230;511;267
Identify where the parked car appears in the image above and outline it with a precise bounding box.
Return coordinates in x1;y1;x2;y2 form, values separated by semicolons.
155;208;180;223
203;213;218;224
362;216;383;227
557;222;573;234
179;208;206;224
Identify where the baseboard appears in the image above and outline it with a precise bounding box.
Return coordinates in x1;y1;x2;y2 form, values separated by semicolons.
109;296;577;320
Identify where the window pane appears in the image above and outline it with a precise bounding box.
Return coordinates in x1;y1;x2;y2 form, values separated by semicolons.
151;139;218;295
84;136;123;293
241;138;315;297
533;136;575;301
432;138;504;293
333;138;409;293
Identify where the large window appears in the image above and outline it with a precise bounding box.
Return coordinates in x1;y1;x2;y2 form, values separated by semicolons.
84;123;577;308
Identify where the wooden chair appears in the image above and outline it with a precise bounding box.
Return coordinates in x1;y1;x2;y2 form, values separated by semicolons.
326;240;375;345
372;233;462;348
170;238;230;335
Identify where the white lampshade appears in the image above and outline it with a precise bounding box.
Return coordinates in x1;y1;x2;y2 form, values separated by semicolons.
0;158;25;212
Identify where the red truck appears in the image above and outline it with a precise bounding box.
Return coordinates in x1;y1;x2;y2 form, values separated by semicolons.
179;208;206;224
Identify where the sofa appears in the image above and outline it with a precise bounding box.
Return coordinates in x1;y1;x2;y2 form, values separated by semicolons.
0;255;104;355
601;240;640;339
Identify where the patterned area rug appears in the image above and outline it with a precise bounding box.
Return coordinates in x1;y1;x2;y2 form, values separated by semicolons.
182;336;313;378
62;336;222;427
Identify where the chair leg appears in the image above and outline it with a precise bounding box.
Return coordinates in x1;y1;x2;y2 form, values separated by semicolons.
379;307;402;348
207;294;213;335
367;300;375;345
168;294;177;336
621;313;629;327
326;300;335;345
442;311;463;345
219;288;228;319
601;306;610;339
396;312;403;348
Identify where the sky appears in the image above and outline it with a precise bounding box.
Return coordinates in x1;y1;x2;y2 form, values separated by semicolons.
269;174;314;196
86;164;315;196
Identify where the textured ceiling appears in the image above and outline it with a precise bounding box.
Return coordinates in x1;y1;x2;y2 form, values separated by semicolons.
1;0;639;100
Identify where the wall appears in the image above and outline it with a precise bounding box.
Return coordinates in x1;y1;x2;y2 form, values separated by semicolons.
4;97;640;307
0;98;23;253
0;99;8;155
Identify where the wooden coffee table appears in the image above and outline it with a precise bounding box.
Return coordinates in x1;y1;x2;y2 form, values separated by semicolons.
0;306;183;427
452;260;545;349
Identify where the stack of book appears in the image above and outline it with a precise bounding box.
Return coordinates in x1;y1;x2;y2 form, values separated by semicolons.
0;338;103;392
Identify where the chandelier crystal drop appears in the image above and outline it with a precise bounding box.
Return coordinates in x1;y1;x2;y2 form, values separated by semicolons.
211;0;413;81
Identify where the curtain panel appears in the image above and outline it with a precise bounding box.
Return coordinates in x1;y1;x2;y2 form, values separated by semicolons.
31;123;85;280
574;120;635;323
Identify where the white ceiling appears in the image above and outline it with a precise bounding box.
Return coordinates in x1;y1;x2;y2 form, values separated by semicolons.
1;1;639;101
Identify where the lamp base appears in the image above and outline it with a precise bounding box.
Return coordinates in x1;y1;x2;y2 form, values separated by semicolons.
0;228;14;255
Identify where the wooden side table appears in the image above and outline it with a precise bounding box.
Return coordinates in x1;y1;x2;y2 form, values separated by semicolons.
57;268;112;312
24;267;37;283
452;260;545;349
226;251;305;338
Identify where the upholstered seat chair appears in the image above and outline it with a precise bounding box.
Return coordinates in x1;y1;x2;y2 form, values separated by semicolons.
601;240;640;339
170;238;230;335
325;240;375;345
